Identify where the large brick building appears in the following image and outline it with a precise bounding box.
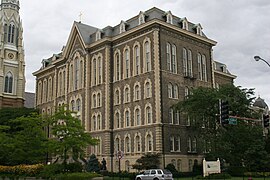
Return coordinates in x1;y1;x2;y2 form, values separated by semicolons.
0;0;25;108
33;7;236;172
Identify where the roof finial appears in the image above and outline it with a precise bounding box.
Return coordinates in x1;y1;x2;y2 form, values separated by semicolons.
79;11;83;23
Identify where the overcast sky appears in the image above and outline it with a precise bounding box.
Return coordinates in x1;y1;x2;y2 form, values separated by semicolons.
19;0;270;104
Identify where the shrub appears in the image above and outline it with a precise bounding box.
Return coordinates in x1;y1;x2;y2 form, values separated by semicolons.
244;172;270;177
196;173;231;179
54;172;101;180
0;164;44;176
38;164;65;178
227;166;247;176
65;162;83;173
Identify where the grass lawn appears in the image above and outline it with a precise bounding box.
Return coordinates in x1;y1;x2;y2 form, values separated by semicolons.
174;178;270;180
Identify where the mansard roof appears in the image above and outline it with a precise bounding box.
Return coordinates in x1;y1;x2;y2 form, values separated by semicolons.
74;7;211;45
214;61;236;78
253;97;268;109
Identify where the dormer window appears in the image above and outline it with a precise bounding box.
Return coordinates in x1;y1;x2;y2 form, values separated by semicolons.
194;24;203;36
180;18;188;30
166;11;173;24
221;65;227;73
120;21;126;34
138;11;145;25
96;30;102;41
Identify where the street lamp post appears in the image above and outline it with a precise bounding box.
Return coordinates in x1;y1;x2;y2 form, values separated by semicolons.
254;56;270;67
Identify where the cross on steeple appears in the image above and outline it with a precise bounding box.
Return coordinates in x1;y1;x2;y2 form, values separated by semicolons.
79;12;83;23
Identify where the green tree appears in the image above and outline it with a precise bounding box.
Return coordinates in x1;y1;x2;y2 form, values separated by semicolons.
175;84;268;171
132;153;160;171
48;106;98;164
0;113;47;165
86;154;100;172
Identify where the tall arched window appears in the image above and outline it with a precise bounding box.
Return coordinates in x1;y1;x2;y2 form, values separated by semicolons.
97;93;101;107
169;108;174;124
168;83;173;98
71;100;75;111
202;55;207;82
115;53;121;81
166;43;171;71
115;137;120;151
146;133;153;152
134;46;140;75
125;136;130;153
115;111;120;128
145;105;152;124
145;82;151;98
4;24;8;42
183;48;188;76
124;86;130;103
8;24;15;44
188;50;193;76
98;57;102;84
172;45;177;73
92;58;97;85
93;94;97;108
135;108;141;126
134;84;140;101
173;85;179;99
75;58;80;90
125;110;130;127
93;115;97;131
135;134;141;152
69;64;73;91
145;41;151;72
97;114;101;130
115;89;120;105
76;99;81;111
198;53;202;80
125;49;130;78
4;72;13;93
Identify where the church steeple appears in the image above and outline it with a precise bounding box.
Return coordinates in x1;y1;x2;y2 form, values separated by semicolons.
0;0;20;11
0;0;25;108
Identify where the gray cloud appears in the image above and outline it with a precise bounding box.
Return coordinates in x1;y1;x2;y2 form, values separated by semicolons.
20;0;270;105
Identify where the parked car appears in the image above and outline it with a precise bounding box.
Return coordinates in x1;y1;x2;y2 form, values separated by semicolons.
135;169;173;180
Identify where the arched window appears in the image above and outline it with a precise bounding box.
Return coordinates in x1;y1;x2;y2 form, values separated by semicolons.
97;92;101;107
124;49;130;78
172;45;177;73
69;64;73;91
173;85;179;99
144;41;151;72
93;115;97;131
125;110;130;127
183;48;188;76
4;72;13;93
134;84;140;101
177;159;182;172
169;108;174;124
98;57;102;84
145;105;152;124
188;137;192;152
115;53;121;81
75;58;80;90
135;134;141;152
184;87;189;99
144;80;152;98
97;114;101;130
124;86;130;103
76;99;81;111
71;100;75;111
4;24;8;42
58;71;62;96
8;24;15;43
146;133;153;152
115;89;120;105
202;55;207;82
43;80;47;103
188;50;193;77
198;53;202;80
125;136;130;153
135;108;141;126
92;58;97;85
168;83;173;98
166;43;171;71
93;94;97;108
192;137;197;152
115;111;120;128
134;46;140;75
115;137;120;151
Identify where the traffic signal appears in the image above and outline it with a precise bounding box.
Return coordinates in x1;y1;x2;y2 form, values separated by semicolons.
220;100;229;125
263;114;269;128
